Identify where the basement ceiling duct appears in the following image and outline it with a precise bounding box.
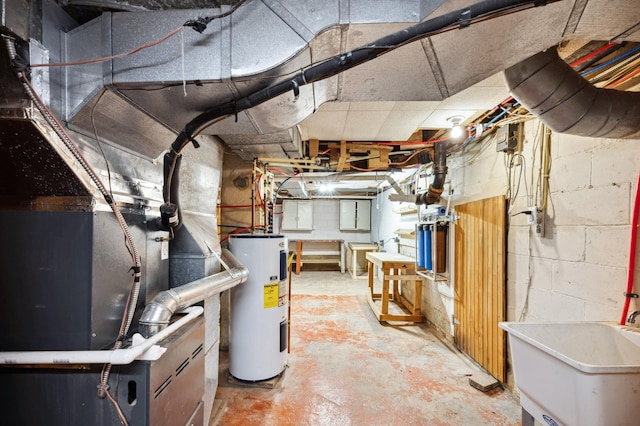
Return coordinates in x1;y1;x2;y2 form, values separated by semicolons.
59;0;586;159
62;0;449;159
503;47;640;139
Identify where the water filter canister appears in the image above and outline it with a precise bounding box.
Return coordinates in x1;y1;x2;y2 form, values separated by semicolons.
424;225;433;271
417;225;425;268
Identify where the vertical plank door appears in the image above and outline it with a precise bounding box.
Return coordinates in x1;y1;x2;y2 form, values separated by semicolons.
453;195;506;382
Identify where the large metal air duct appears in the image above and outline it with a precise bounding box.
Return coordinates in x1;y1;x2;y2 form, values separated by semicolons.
503;48;640;139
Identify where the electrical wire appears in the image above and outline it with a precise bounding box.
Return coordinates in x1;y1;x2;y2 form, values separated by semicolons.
594;55;640;87
220;225;265;243
536;124;552;212
505;152;526;215
389;147;433;166
518;226;535;322
606;66;640;88
90;89;114;198
218;204;257;209
273;172;300;205
31;26;185;68
580;44;640;77
103;377;128;426
30;0;250;69
268;167;297;177
569;42;618;67
348;164;387;172
377;137;449;146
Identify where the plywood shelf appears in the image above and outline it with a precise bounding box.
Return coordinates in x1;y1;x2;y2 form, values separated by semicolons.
416;269;448;282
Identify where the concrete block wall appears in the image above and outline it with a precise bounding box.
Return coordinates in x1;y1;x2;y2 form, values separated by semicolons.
371;118;640;346
506;123;640;324
276;199;374;243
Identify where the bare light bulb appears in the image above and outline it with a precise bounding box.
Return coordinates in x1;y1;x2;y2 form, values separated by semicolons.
450;125;464;139
318;183;334;193
447;115;465;140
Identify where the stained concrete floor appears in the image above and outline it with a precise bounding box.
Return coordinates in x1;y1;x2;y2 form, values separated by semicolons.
211;270;522;425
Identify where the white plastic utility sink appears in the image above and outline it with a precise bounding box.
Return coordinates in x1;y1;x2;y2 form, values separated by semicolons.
499;321;640;426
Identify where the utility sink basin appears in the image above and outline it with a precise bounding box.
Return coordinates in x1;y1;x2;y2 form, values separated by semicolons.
499;321;640;426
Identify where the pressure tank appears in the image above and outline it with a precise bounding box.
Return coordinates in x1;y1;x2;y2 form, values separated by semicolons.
228;234;288;381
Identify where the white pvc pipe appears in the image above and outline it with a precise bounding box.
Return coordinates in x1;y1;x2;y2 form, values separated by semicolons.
0;306;203;365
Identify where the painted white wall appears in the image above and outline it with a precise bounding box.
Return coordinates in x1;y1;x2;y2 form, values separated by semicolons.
506;125;640;324
276;198;375;243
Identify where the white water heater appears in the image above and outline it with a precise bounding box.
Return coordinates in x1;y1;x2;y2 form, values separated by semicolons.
228;234;288;381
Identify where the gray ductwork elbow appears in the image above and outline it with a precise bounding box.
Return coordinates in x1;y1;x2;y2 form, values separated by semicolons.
503;48;640;139
139;248;248;337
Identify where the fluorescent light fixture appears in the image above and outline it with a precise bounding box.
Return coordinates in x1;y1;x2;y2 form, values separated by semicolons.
318;183;335;193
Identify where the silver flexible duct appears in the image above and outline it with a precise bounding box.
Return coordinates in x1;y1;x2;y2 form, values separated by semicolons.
139;248;248;337
503;48;640;139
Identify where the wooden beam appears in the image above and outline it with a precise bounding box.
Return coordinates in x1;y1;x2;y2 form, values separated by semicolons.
309;139;319;158
337;140;347;172
348;143;393;151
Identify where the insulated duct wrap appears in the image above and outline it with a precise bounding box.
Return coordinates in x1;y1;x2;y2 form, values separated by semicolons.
503;48;640;139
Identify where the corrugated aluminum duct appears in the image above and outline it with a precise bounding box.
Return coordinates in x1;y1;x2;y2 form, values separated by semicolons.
503;48;640;139
139;248;248;337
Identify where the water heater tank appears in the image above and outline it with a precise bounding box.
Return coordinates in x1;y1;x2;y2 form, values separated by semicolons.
228;234;288;381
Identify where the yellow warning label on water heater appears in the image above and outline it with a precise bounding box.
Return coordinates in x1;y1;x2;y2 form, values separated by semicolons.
263;283;279;309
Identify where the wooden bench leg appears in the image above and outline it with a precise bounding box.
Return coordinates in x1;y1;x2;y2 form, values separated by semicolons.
413;275;422;315
381;267;389;315
295;241;302;275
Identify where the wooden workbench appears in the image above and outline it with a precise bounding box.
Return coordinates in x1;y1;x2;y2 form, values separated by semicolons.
291;239;345;275
365;252;424;323
345;242;379;279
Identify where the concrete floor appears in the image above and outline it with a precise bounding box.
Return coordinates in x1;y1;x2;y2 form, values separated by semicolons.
211;270;522;425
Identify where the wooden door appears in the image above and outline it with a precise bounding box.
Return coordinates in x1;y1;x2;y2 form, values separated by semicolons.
453;195;506;381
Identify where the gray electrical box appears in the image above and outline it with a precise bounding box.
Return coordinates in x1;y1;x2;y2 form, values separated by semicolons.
496;123;520;152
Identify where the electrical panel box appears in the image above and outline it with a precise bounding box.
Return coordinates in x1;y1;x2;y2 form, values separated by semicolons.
496;123;520;152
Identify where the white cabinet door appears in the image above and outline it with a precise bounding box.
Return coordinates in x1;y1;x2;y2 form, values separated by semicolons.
355;200;370;231
282;200;313;230
340;200;370;231
339;200;357;230
296;200;313;230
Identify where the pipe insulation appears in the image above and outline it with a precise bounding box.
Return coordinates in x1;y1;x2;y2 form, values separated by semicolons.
139;248;248;337
0;306;203;365
503;48;640;139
